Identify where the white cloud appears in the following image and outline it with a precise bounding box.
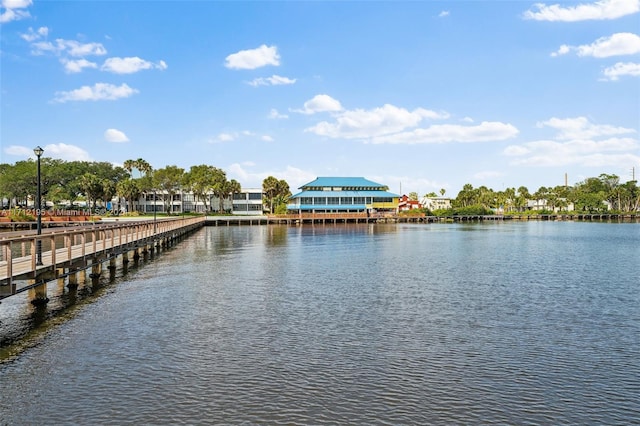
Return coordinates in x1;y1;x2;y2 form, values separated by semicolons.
228;162;315;190
102;57;168;74
2;0;32;7
438;10;450;17
224;44;280;70
53;83;138;103
30;38;107;57
209;131;269;143
505;116;639;168
552;32;640;58
369;121;519;144
268;108;288;119
523;0;640;21
505;138;640;167
3;145;33;156
104;128;129;143
0;0;32;23
62;39;107;57
248;75;296;87
62;58;98;73
294;94;343;115
213;133;236;143
536;116;636;139
602;61;640;80
3;143;90;162
20;26;48;42
41;143;91;161
474;171;506;180
307;103;451;139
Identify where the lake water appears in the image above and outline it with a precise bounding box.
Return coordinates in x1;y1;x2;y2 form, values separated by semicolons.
0;222;639;424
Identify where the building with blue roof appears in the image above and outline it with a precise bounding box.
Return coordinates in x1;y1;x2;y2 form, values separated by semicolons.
287;177;400;213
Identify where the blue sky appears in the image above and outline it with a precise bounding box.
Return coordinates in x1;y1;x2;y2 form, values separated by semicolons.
1;0;639;196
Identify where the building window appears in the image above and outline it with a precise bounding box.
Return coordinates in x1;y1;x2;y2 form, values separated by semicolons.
248;192;263;200
233;193;246;200
313;197;326;205
327;197;340;205
300;197;313;205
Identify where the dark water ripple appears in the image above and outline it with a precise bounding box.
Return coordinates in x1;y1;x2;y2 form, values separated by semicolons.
1;222;639;424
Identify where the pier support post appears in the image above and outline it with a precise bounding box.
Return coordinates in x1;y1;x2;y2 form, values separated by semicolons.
90;260;102;278
29;280;49;306
68;269;79;288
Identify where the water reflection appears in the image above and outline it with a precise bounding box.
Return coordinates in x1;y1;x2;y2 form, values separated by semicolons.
0;223;638;425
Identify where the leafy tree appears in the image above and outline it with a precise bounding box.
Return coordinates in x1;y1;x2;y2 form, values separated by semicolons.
262;176;279;213
116;178;141;213
454;183;474;208
209;168;240;213
153;165;185;214
274;179;291;212
78;173;105;209
262;176;290;213
184;165;217;211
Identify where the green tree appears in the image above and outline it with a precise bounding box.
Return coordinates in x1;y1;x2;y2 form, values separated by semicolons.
78;173;105;209
210;168;239;213
116;178;141;213
454;183;474;208
153;165;185;214
262;176;280;213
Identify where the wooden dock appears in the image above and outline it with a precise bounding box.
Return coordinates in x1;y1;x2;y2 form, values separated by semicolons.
0;217;205;302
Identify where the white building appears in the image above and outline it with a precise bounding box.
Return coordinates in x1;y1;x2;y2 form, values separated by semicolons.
421;196;452;211
123;188;264;215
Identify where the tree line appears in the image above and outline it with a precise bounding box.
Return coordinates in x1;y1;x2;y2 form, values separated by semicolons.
2;156;636;215
0;157;290;214
450;174;639;214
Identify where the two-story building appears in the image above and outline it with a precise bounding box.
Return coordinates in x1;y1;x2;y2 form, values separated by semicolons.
421;196;452;211
287;177;399;214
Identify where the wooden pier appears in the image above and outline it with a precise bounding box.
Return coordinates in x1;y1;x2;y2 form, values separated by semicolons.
0;217;205;303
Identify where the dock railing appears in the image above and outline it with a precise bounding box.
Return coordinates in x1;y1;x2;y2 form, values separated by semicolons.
0;216;205;287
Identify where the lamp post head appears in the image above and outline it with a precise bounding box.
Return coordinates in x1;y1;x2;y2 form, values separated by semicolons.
34;146;44;157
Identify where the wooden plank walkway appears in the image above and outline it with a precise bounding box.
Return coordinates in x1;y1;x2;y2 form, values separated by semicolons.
0;217;205;292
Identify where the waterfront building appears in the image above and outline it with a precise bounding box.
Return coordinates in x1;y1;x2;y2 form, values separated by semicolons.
287;177;399;214
398;195;422;211
421;196;452;211
526;198;576;212
231;188;265;215
130;188;265;215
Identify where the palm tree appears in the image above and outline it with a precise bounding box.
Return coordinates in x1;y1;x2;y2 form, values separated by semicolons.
262;176;279;213
123;159;136;177
116;179;140;213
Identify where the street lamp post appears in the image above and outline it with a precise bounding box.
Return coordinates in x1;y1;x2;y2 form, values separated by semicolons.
153;189;157;234
34;146;44;266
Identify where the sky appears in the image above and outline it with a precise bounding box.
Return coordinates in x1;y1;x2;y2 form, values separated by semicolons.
1;0;639;196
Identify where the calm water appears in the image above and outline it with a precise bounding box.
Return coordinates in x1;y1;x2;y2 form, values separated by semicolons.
0;222;639;424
